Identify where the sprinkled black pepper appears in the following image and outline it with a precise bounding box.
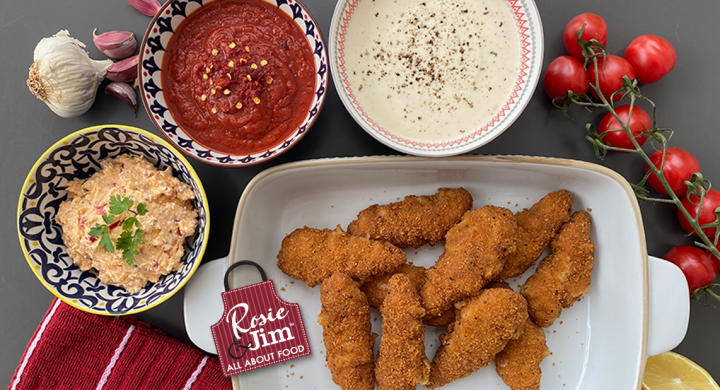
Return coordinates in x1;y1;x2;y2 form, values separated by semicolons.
347;0;519;135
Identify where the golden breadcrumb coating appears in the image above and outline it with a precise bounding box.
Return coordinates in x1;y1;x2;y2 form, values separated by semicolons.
427;288;528;388
521;211;595;327
376;274;430;390
423;307;456;327
495;319;550;390
347;188;473;248
485;280;513;290
361;264;426;309
361;264;455;327
420;206;517;317
277;226;406;287
497;190;574;280
318;273;376;390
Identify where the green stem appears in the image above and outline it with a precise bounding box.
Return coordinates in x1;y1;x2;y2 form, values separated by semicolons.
596;143;641;153
636;196;677;204
584;55;720;286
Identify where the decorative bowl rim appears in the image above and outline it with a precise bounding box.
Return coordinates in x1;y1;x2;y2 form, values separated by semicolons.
16;124;210;315
328;0;545;157
138;0;329;168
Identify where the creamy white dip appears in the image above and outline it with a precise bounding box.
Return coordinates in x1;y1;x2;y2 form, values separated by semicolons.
344;0;520;142
56;155;198;293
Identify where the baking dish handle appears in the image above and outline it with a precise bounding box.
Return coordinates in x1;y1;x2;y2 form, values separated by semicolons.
646;255;690;357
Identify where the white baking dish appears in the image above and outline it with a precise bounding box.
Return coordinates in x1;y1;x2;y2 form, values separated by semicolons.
184;156;689;390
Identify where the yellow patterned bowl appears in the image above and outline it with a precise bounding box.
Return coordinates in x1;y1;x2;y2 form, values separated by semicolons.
17;125;209;315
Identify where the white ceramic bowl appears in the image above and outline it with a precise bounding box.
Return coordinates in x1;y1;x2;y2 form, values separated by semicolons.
17;125;209;315
329;0;543;156
209;156;686;389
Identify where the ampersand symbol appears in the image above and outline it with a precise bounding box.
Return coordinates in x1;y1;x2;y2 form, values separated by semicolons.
228;333;253;360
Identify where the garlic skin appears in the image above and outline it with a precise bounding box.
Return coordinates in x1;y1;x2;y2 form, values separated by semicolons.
27;30;113;118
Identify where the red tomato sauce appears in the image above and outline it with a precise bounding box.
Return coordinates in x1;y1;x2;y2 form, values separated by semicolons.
162;0;316;155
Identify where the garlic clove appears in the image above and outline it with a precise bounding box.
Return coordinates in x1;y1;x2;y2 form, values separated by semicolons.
105;82;137;116
126;0;161;16
93;29;137;60
106;55;138;83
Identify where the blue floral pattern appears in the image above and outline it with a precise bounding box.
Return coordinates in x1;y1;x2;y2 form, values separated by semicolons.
18;126;208;315
139;0;328;167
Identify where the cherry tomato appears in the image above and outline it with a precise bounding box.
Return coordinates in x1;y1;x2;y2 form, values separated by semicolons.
708;251;720;273
563;13;608;61
625;35;677;84
544;56;590;101
587;55;636;102
663;245;717;294
678;188;720;238
645;148;700;196
597;105;650;150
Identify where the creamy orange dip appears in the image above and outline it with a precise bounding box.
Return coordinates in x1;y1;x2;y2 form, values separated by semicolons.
56;155;198;293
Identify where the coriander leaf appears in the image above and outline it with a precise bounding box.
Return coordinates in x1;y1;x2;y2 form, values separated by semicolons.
116;230;133;252
122;247;138;266
108;194;126;215
102;213;114;225
98;233;115;253
137;203;148;216
119;229;145;266
88;224;105;237
132;229;145;246
123;217;137;231
89;195;147;265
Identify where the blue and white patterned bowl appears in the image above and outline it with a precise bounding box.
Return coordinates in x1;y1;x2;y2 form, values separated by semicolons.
17;125;209;315
138;0;328;167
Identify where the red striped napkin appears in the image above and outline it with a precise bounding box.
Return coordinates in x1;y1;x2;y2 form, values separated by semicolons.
8;298;231;390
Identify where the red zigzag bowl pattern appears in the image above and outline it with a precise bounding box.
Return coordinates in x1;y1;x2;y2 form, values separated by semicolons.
330;0;543;156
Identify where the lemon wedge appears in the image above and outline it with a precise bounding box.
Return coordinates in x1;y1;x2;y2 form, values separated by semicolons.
643;352;720;390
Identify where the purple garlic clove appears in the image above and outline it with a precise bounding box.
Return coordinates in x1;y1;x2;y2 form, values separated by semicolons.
126;0;161;16
105;82;137;116
93;29;137;59
106;55;138;83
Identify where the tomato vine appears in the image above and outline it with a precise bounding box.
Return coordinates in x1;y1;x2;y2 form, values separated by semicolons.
553;27;720;302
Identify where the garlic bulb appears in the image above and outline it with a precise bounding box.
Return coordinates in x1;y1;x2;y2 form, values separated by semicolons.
27;30;113;118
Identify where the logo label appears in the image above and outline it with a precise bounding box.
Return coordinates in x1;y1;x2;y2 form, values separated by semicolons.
211;280;311;376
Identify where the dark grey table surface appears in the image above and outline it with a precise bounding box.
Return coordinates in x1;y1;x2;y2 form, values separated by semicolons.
2;0;719;386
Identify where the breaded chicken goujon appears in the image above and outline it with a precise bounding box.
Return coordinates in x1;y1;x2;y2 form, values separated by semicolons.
521;211;595;327
347;188;473;249
427;288;528;388
489;281;550;390
375;274;430;390
420;206;517;317
496;189;573;280
277;226;406;287
318;273;377;390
